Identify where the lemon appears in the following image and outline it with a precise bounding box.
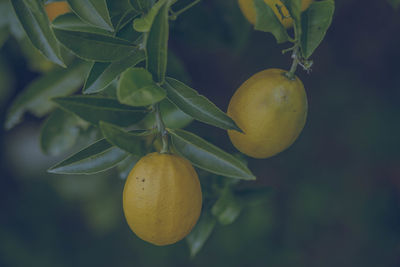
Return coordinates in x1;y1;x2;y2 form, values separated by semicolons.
45;1;71;22
227;68;308;159
238;0;313;28
123;153;202;246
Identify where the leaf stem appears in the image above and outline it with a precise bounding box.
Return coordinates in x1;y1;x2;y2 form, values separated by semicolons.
169;0;201;20
154;103;169;153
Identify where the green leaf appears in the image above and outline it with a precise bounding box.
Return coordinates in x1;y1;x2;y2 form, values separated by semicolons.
98;79;118;97
168;129;256;180
253;0;289;44
66;0;114;31
0;56;15;107
116;17;143;43
388;0;400;9
40;108;82;156
108;0;134;16
133;0;166;32
110;9;137;32
52;95;147;127
139;98;193;129
186;210;216;258
130;0;155;13
0;1;11;28
11;0;65;66
83;49;145;94
17;36;56;73
52;12;113;35
211;188;243;225
146;0;170;83
117;68;166;107
52;28;137;61
281;0;302;35
300;0;335;59
48;138;128;174
99;121;149;155
163;78;241;131
2;0;25;40
5;61;89;130
116;155;138;179
0;26;9;48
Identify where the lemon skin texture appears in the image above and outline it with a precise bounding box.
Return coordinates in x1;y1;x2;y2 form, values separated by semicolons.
123;153;202;246
45;2;71;22
238;0;313;28
227;69;308;159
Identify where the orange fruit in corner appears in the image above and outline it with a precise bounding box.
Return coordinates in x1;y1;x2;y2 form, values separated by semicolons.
238;0;313;28
227;69;308;159
45;1;71;22
123;153;202;246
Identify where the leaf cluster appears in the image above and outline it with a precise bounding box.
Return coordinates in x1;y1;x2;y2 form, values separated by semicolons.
253;0;335;65
2;0;334;256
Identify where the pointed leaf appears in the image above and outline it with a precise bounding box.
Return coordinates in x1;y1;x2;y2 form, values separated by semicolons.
116;155;139;179
133;0;166;32
48;138;128;174
40;109;82;156
98;79;118;97
211;188;243;225
52;95;147;127
146;0;169;83
108;0;138;30
52;28;137;61
117;68;166;106
186;210;216;257
5;61;89;130
0;27;9;49
253;0;289;44
108;0;134;15
3;0;25;40
66;0;113;31
139;98;193;129
116;17;143;43
52;12;113;35
99;121;149;155
130;0;155;13
111;9;137;32
163;78;241;131
11;0;65;66
83;49;145;94
300;0;335;58
168;129;256;180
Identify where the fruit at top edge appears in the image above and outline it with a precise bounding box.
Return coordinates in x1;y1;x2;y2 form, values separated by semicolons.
238;0;313;28
45;1;71;22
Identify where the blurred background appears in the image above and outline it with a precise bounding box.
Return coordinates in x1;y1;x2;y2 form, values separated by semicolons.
1;0;400;266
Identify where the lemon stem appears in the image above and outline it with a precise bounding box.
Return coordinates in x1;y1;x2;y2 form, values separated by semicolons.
154;103;169;154
286;45;299;80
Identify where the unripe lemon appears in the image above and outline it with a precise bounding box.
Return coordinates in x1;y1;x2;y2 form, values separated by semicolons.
123;153;202;246
227;69;308;159
45;1;71;22
238;0;313;28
